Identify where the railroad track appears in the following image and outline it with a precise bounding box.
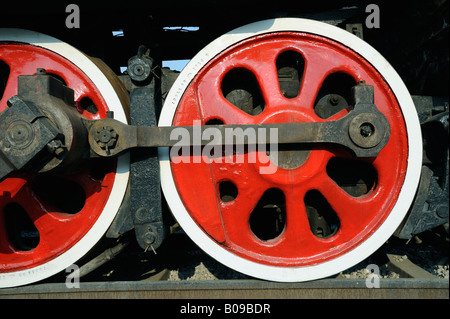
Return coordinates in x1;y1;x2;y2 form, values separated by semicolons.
0;278;448;299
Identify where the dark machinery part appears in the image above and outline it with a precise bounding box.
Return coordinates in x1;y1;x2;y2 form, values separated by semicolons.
127;45;156;83
0;96;60;179
107;47;167;252
396;97;449;239
66;240;129;280
129;85;166;252
0;69;87;181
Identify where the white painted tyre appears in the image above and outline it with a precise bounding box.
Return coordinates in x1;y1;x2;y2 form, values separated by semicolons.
159;18;422;282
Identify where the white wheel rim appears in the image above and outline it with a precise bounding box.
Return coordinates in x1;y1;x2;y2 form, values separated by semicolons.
159;18;422;282
0;29;130;288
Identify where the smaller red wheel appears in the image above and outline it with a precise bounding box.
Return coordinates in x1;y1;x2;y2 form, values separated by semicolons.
0;29;129;288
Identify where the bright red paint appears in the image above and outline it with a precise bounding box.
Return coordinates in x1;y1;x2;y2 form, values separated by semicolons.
170;32;408;266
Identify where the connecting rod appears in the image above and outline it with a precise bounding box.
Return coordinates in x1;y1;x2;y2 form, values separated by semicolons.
0;75;390;181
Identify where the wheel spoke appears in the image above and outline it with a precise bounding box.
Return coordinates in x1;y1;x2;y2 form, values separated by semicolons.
195;80;255;124
18;188;58;246
242;49;283;108
298;57;335;112
316;173;377;235
220;181;267;244
282;186;318;245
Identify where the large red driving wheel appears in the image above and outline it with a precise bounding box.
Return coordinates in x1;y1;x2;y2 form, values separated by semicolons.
0;29;129;288
159;18;422;281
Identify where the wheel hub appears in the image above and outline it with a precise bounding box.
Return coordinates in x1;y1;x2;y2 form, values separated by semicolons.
262;110;313;170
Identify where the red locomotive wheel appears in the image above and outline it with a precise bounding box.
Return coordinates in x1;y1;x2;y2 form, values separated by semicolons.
159;18;422;281
0;30;129;288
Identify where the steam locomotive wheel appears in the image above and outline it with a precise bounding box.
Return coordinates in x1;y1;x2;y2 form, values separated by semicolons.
0;29;129;288
159;18;422;282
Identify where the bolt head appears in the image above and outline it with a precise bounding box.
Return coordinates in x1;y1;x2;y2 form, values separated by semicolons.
329;95;340;106
94;126;118;150
127;55;153;82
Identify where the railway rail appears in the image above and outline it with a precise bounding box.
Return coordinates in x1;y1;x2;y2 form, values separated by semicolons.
0;278;448;299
